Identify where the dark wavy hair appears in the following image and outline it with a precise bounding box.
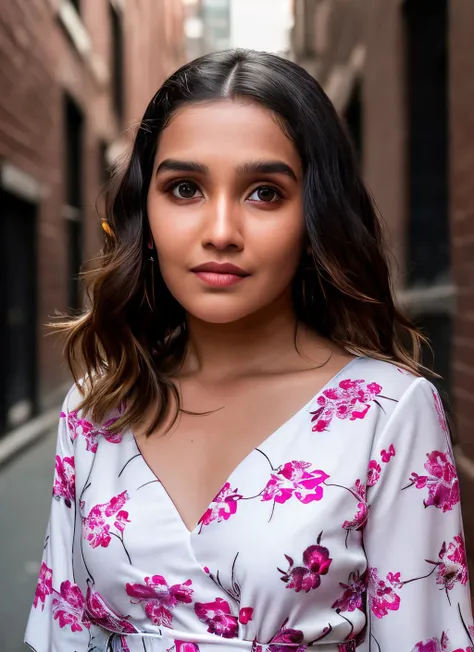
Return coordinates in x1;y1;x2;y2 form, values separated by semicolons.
58;49;429;435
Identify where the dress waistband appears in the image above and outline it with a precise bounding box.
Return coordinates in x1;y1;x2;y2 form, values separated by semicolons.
90;623;363;652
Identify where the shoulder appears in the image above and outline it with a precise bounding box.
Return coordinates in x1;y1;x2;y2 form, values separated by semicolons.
347;356;442;427
352;358;448;447
60;378;91;421
351;356;433;402
58;379;97;446
59;379;126;455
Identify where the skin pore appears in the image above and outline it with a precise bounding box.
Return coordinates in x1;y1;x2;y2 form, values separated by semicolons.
135;100;354;532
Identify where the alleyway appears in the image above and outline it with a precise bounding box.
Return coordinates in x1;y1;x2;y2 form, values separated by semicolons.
0;429;56;651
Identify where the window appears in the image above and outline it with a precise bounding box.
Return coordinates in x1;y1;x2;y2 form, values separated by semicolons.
64;95;84;312
0;189;38;433
110;4;124;125
403;0;451;391
404;0;449;287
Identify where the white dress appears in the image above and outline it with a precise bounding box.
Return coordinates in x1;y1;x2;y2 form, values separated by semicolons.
25;357;474;652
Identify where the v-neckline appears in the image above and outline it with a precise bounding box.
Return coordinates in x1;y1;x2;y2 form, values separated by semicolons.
132;356;363;535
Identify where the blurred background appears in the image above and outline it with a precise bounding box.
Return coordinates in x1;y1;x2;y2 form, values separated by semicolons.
0;0;472;648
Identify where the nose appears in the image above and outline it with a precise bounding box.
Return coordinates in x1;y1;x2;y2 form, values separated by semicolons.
201;193;244;252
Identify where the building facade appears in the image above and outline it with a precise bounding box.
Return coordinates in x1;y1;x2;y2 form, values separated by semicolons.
184;0;231;59
292;0;474;562
0;0;185;435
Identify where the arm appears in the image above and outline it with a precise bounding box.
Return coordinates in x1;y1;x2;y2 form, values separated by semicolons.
363;378;473;651
24;389;90;652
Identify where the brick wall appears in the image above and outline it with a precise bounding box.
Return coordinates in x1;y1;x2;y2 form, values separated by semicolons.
0;0;185;419
0;1;71;401
450;0;474;458
450;0;474;559
364;0;408;286
293;0;474;561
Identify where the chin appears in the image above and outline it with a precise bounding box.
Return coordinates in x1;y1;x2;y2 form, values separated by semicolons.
183;301;257;325
187;310;250;325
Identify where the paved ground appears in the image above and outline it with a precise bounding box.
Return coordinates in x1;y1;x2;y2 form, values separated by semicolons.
0;427;57;651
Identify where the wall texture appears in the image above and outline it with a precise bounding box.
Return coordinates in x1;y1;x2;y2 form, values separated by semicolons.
0;0;185;422
293;0;474;562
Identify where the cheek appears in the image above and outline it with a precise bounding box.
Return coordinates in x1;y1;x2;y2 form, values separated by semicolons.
257;221;305;276
148;202;190;264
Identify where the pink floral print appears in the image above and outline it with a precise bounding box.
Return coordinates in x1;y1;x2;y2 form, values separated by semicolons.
194;597;238;638
342;501;368;531
332;570;367;613
408;449;460;513
261;461;329;505
436;534;468;592
432;390;449;435
198;483;242;531
366;460;381;487
86;583;138;633
366;444;396;489
51;580;90;632
342;480;368;531
175;642;200;652
110;635;131;652
81;491;131;549
310;379;382;432
269;627;305;652
279;536;332;593
381;444;396;463
251;619;306;652
239;607;254;624
411;631;448;652
61;409;123;453
33;562;53;611
126;575;193;627
368;567;401;619
52;455;75;508
341;444;396;537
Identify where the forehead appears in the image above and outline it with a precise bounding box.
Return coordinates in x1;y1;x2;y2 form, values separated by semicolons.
155;100;301;171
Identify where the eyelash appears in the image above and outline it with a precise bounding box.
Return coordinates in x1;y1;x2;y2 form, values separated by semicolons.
165;179;284;203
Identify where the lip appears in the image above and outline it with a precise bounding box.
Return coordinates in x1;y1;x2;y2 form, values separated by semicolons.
190;262;250;276
190;262;251;288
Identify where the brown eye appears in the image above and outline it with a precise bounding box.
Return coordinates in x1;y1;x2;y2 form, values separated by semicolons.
171;181;201;199
248;186;281;203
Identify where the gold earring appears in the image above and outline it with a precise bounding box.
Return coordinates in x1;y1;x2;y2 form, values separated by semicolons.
101;220;115;238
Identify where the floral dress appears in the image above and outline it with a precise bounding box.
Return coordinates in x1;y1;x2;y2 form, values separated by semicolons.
25;357;474;652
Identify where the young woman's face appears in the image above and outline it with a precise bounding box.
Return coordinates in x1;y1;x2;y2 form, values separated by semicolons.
147;100;305;324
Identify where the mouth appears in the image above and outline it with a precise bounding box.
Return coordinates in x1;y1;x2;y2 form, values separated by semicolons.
190;262;251;288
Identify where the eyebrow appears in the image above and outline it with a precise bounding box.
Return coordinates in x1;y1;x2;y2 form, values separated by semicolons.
237;160;298;182
155;158;298;181
156;159;208;175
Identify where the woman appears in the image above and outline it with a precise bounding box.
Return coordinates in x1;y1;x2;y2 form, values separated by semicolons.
25;50;473;652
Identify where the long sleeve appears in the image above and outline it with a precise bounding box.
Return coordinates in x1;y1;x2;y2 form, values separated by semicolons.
25;389;90;652
362;377;474;651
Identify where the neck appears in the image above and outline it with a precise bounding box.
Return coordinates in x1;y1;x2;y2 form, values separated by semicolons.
183;293;327;382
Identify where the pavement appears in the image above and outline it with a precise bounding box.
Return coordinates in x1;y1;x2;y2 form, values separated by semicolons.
0;425;57;651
